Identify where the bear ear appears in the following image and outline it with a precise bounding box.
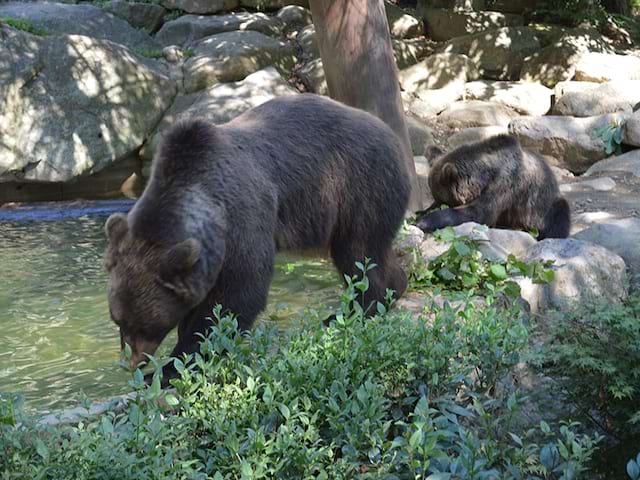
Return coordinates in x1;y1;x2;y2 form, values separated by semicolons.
161;238;201;279
439;162;458;184
105;213;128;244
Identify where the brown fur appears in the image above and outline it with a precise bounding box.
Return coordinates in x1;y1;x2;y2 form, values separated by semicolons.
415;135;571;239
105;94;410;374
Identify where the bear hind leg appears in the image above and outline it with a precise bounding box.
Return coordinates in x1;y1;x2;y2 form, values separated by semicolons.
330;233;407;317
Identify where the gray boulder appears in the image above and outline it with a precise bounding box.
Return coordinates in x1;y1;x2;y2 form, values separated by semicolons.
399;53;478;93
239;0;309;11
572;218;640;276
0;27;176;183
440;26;539;80
447;126;508;149
508;113;629;173
101;1;165;33
142;67;297;161
520;29;613;87
519;239;628;313
575;52;640;82
183;30;295;93
553;81;640;117
422;7;522;42
161;0;238;14
297;58;327;95
407;117;435;156
386;2;422;39
623;110;640;147
276;5;312;31
438;100;520;128
464;80;553;116
402;82;465;119
156;12;283;47
585;150;640;177
0;1;159;50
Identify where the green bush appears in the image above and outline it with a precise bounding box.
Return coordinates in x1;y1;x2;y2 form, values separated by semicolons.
1;262;602;479
0;16;48;36
408;226;554;299
532;294;640;435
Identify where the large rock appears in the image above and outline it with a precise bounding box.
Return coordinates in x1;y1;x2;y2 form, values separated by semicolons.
419;222;537;264
238;0;309;11
297;37;432;95
623;110;640;147
393;39;435;70
102;1;165;33
297;24;317;57
402;82;465;119
183;30;295;93
552;81;640;117
276;5;312;31
156;12;283;47
438;100;520;128
423;7;522;42
488;0;537;13
519;239;628;313
575;52;640;82
386;2;422;39
418;0;485;11
464;80;552;116
0;1;159;50
447;126;508;149
0;26;176;183
297;58;327;95
161;0;238;14
440;26;539;80
407;117;435;156
573;218;640;275
520;29;613;87
399;53;478;93
141;67;296;161
585;150;640;177
508;113;629;173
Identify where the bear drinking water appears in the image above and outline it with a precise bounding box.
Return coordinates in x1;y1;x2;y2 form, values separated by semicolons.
104;94;411;375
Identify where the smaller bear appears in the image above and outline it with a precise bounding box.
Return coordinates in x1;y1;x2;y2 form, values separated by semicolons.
415;135;570;239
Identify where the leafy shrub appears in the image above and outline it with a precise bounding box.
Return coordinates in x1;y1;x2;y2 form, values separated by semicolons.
532;0;609;27
593;119;626;155
0;16;48;36
532;294;640;435
408;226;554;299
0;264;600;479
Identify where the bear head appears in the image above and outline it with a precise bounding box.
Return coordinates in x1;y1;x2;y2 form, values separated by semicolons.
104;213;202;368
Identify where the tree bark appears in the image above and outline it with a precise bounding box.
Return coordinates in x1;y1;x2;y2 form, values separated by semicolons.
309;0;422;211
602;0;630;15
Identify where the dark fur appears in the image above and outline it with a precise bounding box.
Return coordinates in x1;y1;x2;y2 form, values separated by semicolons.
415;135;571;239
105;94;410;376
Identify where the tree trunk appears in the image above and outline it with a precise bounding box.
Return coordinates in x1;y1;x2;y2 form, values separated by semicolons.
602;0;630;15
308;0;422;211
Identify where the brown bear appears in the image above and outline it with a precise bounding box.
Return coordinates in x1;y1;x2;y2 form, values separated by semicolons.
415;134;571;239
104;93;410;377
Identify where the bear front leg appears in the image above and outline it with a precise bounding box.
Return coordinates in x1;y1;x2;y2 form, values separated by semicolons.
415;201;497;233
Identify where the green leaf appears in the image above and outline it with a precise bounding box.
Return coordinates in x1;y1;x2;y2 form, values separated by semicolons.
490;264;507;280
35;438;49;461
628;460;640;480
164;394;179;406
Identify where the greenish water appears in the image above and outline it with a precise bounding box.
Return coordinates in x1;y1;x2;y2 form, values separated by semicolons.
0;209;340;413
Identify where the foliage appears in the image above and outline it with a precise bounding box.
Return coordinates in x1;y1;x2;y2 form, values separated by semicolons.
133;47;164;59
531;294;640;435
532;0;609;27
0;16;48;36
408;226;555;299
183;47;196;58
593;119;626;155
0;265;601;479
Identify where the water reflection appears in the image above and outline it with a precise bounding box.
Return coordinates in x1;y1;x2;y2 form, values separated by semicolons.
0;205;340;412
